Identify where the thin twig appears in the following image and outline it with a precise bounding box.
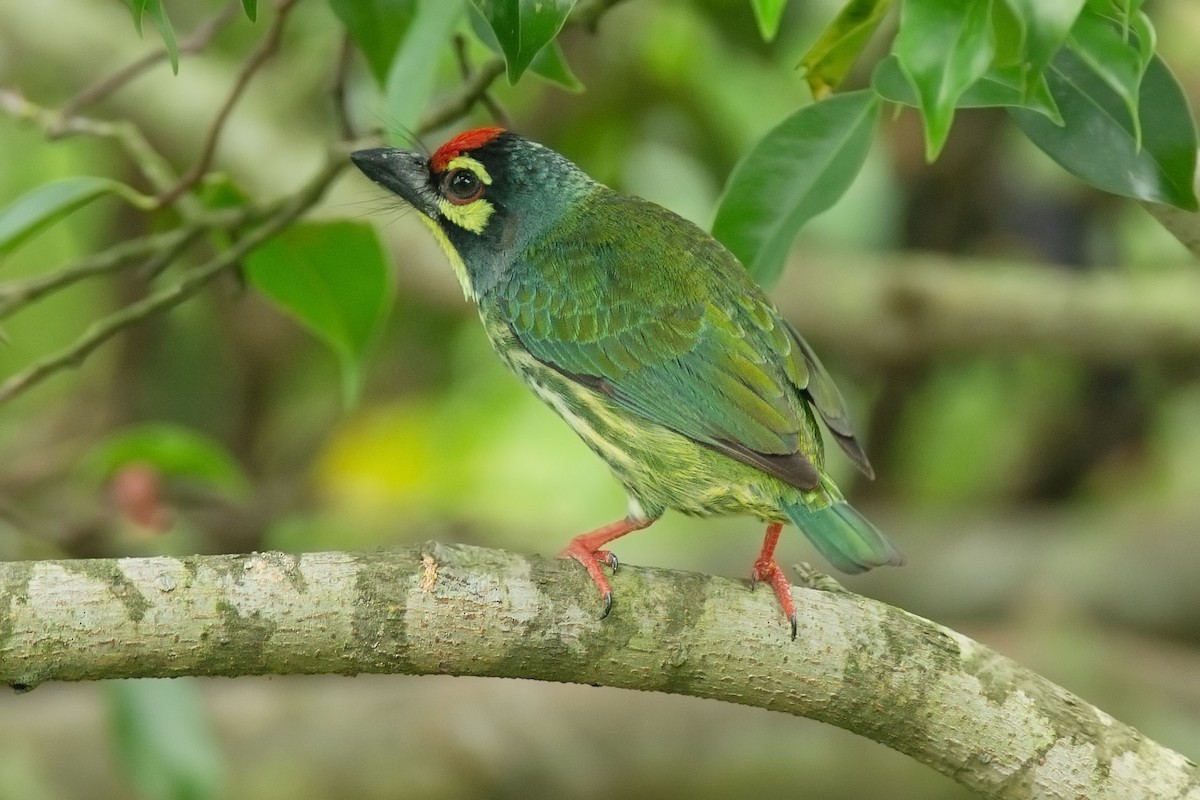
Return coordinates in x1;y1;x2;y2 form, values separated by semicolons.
570;0;633;30
0;152;346;405
451;35;510;128
0;229;192;320
1;89;181;195
418;57;507;135
332;32;357;141
154;0;301;210
53;1;242;129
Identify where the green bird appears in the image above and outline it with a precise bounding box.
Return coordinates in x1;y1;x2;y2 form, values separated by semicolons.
352;128;903;636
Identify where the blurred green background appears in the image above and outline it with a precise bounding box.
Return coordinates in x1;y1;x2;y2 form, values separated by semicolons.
1;0;1199;797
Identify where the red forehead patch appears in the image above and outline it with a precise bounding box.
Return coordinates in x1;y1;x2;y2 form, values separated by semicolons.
431;127;506;172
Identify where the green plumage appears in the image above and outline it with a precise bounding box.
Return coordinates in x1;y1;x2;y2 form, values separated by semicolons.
485;183;898;570
350;130;903;610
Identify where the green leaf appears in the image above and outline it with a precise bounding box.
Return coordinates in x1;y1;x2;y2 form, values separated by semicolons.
1010;51;1199;210
799;0;891;99
328;0;418;86
1065;6;1148;147
467;5;582;91
383;0;466;138
84;423;250;495
712;91;880;289
872;55;1062;123
122;0;179;72
121;0;150;34
109;680;223;800
245;221;393;405
472;0;578;84
143;0;180;74
526;41;582;92
242;0;258;21
894;0;995;160
1002;0;1084;78
750;0;788;42
0;177;151;259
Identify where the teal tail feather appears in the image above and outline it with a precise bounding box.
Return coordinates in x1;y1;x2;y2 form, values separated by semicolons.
784;499;905;575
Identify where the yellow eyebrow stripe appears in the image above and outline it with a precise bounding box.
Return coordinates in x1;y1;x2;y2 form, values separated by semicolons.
444;155;493;184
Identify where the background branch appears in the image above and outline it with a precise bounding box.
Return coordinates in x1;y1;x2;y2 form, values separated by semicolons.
0;543;1194;800
153;0;300;209
0;150;346;404
773;249;1200;364
53;0;242;128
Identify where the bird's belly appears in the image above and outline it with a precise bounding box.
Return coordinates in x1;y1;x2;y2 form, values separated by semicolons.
485;317;787;522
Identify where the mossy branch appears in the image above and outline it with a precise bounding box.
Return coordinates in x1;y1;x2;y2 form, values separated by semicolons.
0;543;1195;800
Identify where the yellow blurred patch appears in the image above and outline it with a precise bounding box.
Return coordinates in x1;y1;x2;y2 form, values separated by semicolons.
314;401;445;519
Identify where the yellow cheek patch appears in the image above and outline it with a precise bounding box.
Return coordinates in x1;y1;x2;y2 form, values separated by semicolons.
436;195;496;234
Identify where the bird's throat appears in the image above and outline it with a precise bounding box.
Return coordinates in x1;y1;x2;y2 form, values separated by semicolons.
419;215;478;302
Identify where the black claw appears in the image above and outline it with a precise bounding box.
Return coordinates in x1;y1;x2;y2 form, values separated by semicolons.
600;591;613;620
789;613;798;641
605;551;619;573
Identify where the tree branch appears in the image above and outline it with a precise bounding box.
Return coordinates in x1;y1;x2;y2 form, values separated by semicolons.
0;543;1194;799
0;150;346;404
0;226;214;320
775;249;1200;364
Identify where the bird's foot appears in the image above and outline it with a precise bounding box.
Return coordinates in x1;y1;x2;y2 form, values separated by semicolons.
750;557;798;640
559;516;654;619
560;540;619;618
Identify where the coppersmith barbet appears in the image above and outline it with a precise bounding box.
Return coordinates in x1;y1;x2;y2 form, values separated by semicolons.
352;128;903;636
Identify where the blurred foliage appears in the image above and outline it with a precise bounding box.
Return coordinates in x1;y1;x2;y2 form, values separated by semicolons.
1;0;1199;798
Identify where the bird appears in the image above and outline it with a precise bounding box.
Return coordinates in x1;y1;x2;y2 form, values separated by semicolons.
351;127;903;637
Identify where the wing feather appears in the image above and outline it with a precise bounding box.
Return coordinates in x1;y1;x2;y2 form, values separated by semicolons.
494;189;870;491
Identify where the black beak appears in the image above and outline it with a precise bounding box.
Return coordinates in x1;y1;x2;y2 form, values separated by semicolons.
350;147;441;220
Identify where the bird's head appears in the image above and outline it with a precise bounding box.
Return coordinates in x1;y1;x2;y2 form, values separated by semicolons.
351;128;593;299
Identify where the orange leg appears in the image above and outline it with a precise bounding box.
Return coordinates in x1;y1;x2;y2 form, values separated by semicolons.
560;516;655;618
750;522;798;639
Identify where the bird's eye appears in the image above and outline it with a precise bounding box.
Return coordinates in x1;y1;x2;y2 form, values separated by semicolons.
443;169;483;204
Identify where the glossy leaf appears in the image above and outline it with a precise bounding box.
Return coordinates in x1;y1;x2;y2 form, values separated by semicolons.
242;0;258;21
84;423;250;494
750;0;788;42
1002;0;1084;78
712;91;880;289
989;0;1023;67
894;0;995;160
1066;6;1148;146
143;0;180;73
1011;50;1199;210
110;680;223;800
526;41;583;92
0;177;150;258
872;55;1062;123
467;4;582;91
799;0;891;99
472;0;578;84
328;0;417;85
122;0;180;73
123;0;147;30
383;0;466;138
245;221;393;405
